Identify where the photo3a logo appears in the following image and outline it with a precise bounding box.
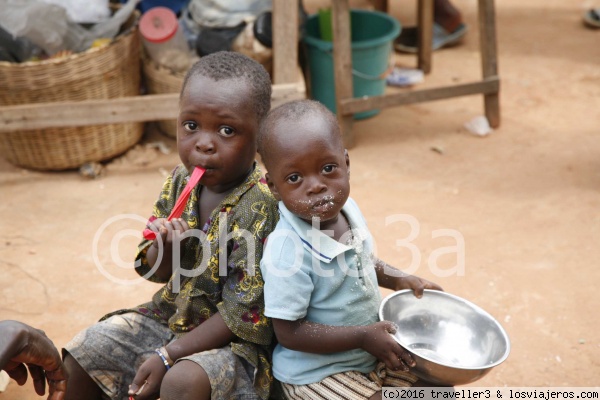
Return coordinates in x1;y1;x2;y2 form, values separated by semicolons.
385;214;465;278
92;212;466;287
92;213;161;285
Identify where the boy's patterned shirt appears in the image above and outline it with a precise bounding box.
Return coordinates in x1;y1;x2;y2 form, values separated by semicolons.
108;163;279;399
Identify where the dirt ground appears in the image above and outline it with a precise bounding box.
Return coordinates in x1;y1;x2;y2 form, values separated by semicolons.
1;0;600;397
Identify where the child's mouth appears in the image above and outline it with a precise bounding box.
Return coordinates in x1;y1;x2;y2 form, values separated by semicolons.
311;196;335;212
197;165;213;172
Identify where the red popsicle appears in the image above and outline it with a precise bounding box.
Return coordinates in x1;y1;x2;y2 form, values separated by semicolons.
143;167;205;240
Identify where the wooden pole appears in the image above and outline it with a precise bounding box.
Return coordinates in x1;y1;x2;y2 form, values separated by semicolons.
479;0;501;127
332;0;355;148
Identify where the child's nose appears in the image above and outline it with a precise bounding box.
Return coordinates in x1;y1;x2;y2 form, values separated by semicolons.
307;177;327;194
195;134;215;154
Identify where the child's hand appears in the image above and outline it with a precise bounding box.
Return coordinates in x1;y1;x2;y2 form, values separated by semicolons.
361;321;416;372
148;218;190;250
374;258;443;297
394;275;443;298
127;354;166;400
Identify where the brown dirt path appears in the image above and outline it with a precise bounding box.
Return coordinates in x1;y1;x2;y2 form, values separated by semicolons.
1;0;599;397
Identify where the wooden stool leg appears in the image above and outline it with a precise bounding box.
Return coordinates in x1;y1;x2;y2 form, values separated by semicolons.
479;0;500;127
371;0;388;13
418;0;434;74
273;0;299;85
332;0;355;148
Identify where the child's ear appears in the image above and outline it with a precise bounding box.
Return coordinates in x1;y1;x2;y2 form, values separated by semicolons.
265;173;282;201
344;149;350;176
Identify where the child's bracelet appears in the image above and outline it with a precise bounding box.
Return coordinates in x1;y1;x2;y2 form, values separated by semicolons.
154;347;172;371
160;346;174;366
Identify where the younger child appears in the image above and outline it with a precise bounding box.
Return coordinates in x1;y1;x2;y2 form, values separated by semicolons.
63;51;279;400
258;100;443;400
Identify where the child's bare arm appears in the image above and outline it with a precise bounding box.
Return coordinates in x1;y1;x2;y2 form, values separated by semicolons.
165;313;235;359
374;258;443;297
272;318;414;371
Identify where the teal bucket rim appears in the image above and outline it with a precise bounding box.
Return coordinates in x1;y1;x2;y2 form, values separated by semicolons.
302;9;401;51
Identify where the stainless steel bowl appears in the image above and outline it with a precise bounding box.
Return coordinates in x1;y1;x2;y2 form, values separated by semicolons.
379;289;510;386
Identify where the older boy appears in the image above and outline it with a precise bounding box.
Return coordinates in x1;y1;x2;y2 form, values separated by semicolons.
63;52;279;400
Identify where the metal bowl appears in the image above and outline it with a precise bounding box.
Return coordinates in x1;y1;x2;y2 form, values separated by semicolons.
379;289;510;386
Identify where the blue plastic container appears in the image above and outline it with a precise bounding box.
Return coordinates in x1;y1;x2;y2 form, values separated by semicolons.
122;0;188;15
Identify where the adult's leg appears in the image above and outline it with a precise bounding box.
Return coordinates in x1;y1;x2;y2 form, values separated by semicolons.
63;354;103;400
394;0;466;53
433;0;463;33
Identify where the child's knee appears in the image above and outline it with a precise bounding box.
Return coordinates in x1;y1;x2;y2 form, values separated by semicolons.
160;360;211;400
62;353;103;400
62;353;90;384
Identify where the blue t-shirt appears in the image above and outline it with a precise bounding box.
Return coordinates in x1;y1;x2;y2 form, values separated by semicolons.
260;198;381;385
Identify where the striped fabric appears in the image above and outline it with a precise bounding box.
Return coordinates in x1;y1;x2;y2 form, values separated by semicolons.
281;363;418;400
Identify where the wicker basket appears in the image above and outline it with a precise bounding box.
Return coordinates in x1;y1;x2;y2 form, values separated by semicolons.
0;11;143;170
141;53;186;138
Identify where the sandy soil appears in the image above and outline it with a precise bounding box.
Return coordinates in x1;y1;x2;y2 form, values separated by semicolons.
1;0;600;397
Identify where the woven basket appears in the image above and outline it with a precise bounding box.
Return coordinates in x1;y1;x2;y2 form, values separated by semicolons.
0;10;143;170
141;53;186;138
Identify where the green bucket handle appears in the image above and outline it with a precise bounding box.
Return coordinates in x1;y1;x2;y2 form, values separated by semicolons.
322;49;395;81
313;8;399;81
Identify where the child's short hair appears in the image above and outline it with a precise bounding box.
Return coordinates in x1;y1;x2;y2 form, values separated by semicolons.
258;99;341;167
181;51;272;120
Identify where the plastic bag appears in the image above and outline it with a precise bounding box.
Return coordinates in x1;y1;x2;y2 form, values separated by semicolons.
186;0;272;29
0;24;42;62
386;67;424;87
195;21;246;56
0;0;74;55
0;0;139;55
89;0;140;40
464;116;493;137
231;18;272;68
181;0;271;54
40;0;111;23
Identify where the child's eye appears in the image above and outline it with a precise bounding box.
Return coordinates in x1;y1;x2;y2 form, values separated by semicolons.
323;164;337;173
286;174;301;184
182;121;198;132
218;126;235;137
